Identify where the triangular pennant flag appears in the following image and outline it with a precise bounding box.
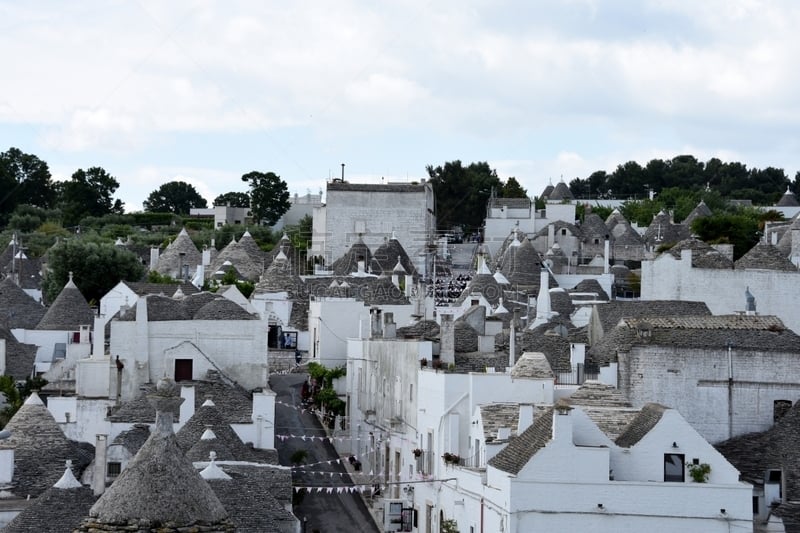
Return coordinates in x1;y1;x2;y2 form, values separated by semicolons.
327;487;333;494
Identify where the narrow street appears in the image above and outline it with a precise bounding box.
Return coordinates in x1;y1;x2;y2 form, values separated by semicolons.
270;373;380;533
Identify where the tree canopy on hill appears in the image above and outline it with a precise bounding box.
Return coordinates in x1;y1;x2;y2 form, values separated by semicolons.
569;155;791;205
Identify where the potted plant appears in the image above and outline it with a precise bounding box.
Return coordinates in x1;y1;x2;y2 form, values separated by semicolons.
420;358;428;368
687;462;711;483
413;448;423;458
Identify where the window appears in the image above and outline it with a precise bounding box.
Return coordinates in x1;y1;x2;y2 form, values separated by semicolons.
561;229;567;236
107;462;121;477
664;453;685;482
174;359;193;382
774;400;792;422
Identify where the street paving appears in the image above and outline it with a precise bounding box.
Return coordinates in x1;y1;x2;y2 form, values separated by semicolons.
271;373;380;533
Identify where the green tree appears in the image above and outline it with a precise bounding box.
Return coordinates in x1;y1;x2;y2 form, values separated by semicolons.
691;212;760;260
59;167;123;227
241;171;290;226
41;238;146;303
213;191;251;207
0;148;56;225
426;160;502;232
143;181;208;214
499;177;528;198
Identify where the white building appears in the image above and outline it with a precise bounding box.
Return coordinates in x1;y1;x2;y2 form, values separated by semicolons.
641;245;800;334
311;181;435;272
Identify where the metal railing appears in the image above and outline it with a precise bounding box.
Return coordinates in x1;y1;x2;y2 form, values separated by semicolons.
555;363;600;386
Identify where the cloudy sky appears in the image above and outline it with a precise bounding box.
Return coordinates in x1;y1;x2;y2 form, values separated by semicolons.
2;1;799;211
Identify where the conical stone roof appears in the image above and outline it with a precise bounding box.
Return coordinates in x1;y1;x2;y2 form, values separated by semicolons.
209;239;262;281
683;200;713;227
370;236;417;277
500;237;546;288
36;276;94;330
154;228;202;277
735;243;798;271
0;392;94;498
777;187;800;207
255;253;304;294
81;379;232;530
548;181;573;201
0;277;45;329
331;237;373;276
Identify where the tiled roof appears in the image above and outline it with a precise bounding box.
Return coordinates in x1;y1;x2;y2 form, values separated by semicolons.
111;423;151;455
153;228;202;277
3;482;96;533
549;288;574;318
644;210;691;246
119;292;255;322
605;209;628;231
580;213;610;240
682;200;713;226
479;403;520;443
510;352;554;379
566;382;637;441
499;238;545;288
108;373;254;424
254;254;304;294
610;221;644;247
665;238;733;269
194;298;259;320
566;381;632;408
717;400;800;502
396;320;440;341
590;314;800;364
84;388;231;529
176;401;255;461
455;273;504;306
569;279;609;301
488;408;554;474
735;243;797;271
615;403;668;448
592;300;711;339
210;239;263;282
370;237;418;277
0;393;94;498
205;462;296;533
0;323;37;380
362;276;409;305
548;182;573;201
331;238;374;276
2;257;42;290
520;327;571;373
777;189;800;207
36;278;94;330
123;281;199;297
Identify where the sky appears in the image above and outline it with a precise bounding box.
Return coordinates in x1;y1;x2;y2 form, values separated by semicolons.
3;0;800;212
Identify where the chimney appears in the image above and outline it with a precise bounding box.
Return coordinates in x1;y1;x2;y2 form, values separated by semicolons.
745;287;757;315
370;307;383;338
570;343;586;366
535;269;551;321
0;447;13;485
509;309;517;369
792;229;800;267
149;247;159;270
440;313;455;365
604;238;610;274
93;434;108;495
547;224;555;249
383;312;396;339
518;404;534;434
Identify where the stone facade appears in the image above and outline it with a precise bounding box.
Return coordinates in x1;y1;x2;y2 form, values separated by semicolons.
311;181;435;271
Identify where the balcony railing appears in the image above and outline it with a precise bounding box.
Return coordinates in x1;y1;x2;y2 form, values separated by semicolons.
555;363;599;386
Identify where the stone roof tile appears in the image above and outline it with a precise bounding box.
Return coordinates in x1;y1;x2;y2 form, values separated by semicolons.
615;403;668;448
488;408;554;474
